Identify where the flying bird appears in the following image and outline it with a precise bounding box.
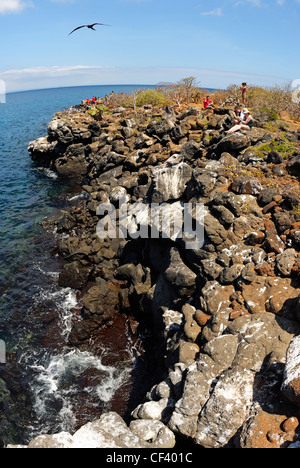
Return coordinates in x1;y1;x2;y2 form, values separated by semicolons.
69;23;110;35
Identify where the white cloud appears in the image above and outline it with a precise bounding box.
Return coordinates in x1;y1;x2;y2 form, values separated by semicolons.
0;65;105;81
0;0;32;14
0;64;291;93
200;8;223;16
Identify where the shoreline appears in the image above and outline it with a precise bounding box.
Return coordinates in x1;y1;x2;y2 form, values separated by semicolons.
10;95;300;448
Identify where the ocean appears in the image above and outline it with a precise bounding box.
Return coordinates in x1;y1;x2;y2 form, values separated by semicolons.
0;85;154;446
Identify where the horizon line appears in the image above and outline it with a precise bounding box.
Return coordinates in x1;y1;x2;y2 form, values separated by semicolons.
6;83;220;95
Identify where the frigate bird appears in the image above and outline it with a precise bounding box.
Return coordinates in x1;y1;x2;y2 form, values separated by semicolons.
69;23;110;35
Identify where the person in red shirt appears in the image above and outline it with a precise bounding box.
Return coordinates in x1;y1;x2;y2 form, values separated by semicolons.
92;96;96;104
204;95;214;109
86;98;90;105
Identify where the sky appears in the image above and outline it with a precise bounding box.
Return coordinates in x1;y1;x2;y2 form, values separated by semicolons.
0;0;300;92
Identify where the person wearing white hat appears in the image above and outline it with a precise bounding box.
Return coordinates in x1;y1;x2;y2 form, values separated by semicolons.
227;108;254;134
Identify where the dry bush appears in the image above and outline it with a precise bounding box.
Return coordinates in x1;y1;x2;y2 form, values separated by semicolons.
159;77;202;110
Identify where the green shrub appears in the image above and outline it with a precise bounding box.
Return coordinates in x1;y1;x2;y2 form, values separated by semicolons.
135;89;170;107
252;134;296;160
259;106;279;121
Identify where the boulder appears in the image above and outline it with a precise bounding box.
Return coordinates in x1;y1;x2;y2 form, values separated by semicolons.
180;140;203;160
28;136;59;165
164;247;197;297
211;132;251;156
195;367;255;448
151;162;192;203
282;336;300;407
81;279;121;324
240;276;300;315
287;154;300;176
22;412;175;449
58;261;93;289
200;280;234;316
231;176;263;196
55;143;89;178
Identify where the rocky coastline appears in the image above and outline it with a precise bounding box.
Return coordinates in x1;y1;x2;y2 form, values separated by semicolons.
10;98;300;448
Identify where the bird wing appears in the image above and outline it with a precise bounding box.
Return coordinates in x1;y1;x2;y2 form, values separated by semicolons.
90;23;110;27
68;25;87;35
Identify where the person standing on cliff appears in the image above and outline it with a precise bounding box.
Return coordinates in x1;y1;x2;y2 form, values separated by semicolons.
241;83;247;105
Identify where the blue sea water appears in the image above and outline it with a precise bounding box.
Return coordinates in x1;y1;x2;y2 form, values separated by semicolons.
0;84;153;446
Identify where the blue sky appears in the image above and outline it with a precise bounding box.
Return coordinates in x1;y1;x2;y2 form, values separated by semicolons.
0;0;300;92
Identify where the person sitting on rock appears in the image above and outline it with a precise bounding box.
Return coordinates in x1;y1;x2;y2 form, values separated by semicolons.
204;95;214;109
234;105;241;123
227;108;254;134
234;104;246;124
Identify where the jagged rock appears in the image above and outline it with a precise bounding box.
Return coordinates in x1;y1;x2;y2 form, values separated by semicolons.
258;188;280;206
263;219;285;254
186;169;216;198
182;304;202;342
129;420;176;448
211;132;251;156
164;247;197;297
267;150;283;164
27;136;59;165
231;176;263;196
239;405;299;448
146;118;175;138
240;276;300;315
200;280;234;316
168;357;219;438
282;336;300;407
80;279;121;324
287;154;300;175
211;191;249;217
195;367;255;448
55;143;89;178
219;263;243;284
204;214;228;246
180;140;203;160
58;261;93;289
151;162;192;203
276;249;296;276
18;412;175;448
47;113;93;144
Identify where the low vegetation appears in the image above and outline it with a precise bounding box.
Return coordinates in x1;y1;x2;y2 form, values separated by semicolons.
218;83;300;121
94;77;300;127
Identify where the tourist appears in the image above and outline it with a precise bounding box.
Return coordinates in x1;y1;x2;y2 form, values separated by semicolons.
92;96;96;104
234;104;246;124
241;83;247;105
86;98;90;105
234;105;242;124
204;95;214;109
227;108;254;134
